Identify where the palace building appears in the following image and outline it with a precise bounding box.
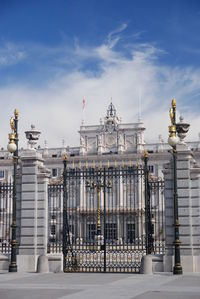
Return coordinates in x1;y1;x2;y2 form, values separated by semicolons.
1;102;200;273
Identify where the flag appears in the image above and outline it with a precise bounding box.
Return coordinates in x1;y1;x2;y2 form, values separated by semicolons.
83;96;86;110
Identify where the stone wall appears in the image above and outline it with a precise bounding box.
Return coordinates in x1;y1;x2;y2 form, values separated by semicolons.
164;143;200;272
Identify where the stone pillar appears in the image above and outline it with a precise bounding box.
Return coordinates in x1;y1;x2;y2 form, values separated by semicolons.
17;149;50;272
163;143;200;272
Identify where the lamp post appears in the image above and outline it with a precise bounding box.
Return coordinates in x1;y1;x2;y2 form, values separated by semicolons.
7;108;19;272
168;99;183;275
86;171;103;236
143;150;153;254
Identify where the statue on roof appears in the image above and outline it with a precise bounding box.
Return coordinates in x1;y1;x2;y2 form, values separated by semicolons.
104;102;120;132
106;102;117;118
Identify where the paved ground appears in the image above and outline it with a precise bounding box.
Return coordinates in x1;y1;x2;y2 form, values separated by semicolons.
0;272;200;299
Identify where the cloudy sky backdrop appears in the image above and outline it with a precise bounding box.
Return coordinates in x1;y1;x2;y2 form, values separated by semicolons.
0;0;200;149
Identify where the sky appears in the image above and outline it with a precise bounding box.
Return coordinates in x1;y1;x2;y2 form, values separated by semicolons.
0;0;200;149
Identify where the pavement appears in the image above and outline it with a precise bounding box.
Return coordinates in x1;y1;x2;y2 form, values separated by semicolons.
0;272;200;299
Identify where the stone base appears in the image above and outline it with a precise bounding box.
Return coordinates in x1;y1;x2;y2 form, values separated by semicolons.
0;254;9;270
48;254;63;273
163;255;173;272
37;255;49;273
17;255;38;272
152;255;164;273
140;255;152;274
164;255;200;273
182;256;200;272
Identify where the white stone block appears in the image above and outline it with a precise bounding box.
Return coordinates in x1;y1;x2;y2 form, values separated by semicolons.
178;198;191;207
163;255;173;272
177;160;190;169
191;198;200;206
21;218;35;226
21;192;36;200
17;255;38;272
0;254;9;271
179;207;191;216
21;201;36;209
191;189;200;197
22;174;37;183
37;192;46;200
21;183;37;192
22;166;37;175
181;256;196;272
21;227;35;235
191;208;200;216
179;226;191;235
192;218;200;225
177;170;190;179
20;236;35;244
178;189;190;197
192;236;200;244
48;254;63;273
179;236;192;245
177;179;190;188
20;210;36;218
179;217;191;226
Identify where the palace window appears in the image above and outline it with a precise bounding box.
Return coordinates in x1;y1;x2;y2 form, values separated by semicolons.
52;168;58;177
0;170;4;179
105;223;117;241
50;225;56;242
148;165;154;173
88;224;96;241
127;223;135;243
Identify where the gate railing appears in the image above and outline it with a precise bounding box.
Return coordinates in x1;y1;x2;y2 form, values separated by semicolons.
0;182;13;254
47;166;165;267
149;179;165;254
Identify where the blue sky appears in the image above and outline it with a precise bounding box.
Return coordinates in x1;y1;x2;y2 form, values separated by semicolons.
0;0;200;147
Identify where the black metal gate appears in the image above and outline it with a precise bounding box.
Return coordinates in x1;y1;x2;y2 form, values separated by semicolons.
58;160;165;273
0;182;13;254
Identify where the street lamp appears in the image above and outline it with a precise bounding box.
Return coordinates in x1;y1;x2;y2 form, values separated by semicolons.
7;108;19;272
168;99;183;275
86;172;103;236
143;150;153;255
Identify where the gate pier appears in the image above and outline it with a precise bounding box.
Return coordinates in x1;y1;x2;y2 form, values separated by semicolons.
17;149;50;272
163;142;200;272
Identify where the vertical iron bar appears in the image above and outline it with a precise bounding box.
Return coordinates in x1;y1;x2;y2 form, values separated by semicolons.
63;157;67;272
103;167;106;272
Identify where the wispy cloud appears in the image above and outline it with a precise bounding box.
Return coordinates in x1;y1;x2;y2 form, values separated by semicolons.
107;23;128;49
0;25;200;149
0;42;26;67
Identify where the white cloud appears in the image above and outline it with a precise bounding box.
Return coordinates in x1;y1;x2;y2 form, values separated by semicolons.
0;33;200;150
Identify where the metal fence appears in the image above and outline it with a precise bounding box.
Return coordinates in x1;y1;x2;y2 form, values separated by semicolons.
48;165;165;273
149;179;165;254
0;182;13;254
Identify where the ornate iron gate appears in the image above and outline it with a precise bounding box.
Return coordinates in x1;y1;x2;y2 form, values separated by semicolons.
0;182;13;254
59;160;165;273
